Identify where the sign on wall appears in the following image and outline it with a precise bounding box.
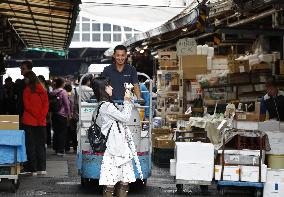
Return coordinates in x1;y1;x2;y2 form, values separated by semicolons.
176;38;197;56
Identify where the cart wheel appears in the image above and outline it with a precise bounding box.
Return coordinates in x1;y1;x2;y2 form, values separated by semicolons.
218;187;225;196
10;181;17;193
81;177;89;188
14;179;20;189
176;184;183;194
200;185;209;195
254;188;262;197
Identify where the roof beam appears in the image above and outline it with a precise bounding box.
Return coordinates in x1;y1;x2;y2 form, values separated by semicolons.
8;16;69;25
0;8;72;20
17;29;67;38
12;22;69;30
14;25;69;34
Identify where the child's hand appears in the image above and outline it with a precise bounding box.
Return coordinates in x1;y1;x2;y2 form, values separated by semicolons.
124;89;132;101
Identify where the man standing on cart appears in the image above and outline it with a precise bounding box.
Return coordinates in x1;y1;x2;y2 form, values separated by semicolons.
102;45;143;102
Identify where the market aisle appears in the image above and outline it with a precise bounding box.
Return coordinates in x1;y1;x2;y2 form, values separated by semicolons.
0;147;254;196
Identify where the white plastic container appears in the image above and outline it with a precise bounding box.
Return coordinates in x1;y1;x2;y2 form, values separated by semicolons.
207;47;214;57
176;162;214;181
201;44;208;55
197;45;202;55
267;169;284;182
207;56;212;70
240;165;267;182
263;182;284;197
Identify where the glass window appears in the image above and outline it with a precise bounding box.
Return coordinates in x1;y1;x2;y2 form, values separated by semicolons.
92;33;101;41
103;23;111;31
82;33;90;42
113;25;121;31
82;17;90;21
72;33;80;42
92;23;101;31
103;33;111;42
134;33;140;37
124;27;132;31
113;33;121;42
125;33;132;39
82;23;90;31
75;23;80;32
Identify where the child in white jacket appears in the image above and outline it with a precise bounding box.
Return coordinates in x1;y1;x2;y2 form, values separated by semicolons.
92;77;139;197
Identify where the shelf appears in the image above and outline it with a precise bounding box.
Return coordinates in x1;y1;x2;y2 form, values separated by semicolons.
201;82;266;89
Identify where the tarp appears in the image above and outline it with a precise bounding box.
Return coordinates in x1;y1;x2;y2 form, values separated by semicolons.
80;0;187;32
0;130;27;164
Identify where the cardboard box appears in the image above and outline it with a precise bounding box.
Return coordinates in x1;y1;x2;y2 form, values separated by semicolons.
215;165;240;181
152;133;171;147
280;60;284;75
154;134;175;149
176;162;214;181
240;165;267;182
267;169;284;182
158;51;177;60
263;182;284;197
234;60;250;73
175;142;214;164
0;115;19;130
235;112;260;121
251;62;271;70
152;128;172;134
181;55;207;79
159;60;178;68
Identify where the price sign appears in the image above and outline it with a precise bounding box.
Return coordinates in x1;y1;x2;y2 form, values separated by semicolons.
176;38;197;56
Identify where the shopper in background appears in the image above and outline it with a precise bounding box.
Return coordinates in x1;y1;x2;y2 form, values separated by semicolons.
3;77;17;115
78;74;94;101
21;71;49;176
51;78;71;156
18;61;33;119
102;45;143;103
64;83;78;153
260;79;284;121
38;75;52;146
92;77;140;197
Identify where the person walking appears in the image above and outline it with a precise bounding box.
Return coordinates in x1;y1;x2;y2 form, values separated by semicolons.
51;78;71;156
92;77;142;197
21;71;49;176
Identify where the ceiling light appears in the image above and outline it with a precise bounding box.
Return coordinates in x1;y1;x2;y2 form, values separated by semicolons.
140;49;145;53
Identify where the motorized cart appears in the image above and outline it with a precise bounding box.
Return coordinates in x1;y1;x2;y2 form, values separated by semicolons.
77;72;153;187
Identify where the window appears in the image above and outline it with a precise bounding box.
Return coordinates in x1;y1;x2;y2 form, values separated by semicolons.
75;23;80;32
113;25;121;31
126;33;132;39
92;33;101;41
82;33;90;42
124;27;132;31
103;33;111;42
82;23;90;31
134;33;140;37
82;17;90;22
92;23;101;31
76;16;80;21
113;33;121;42
103;23;111;31
72;33;80;42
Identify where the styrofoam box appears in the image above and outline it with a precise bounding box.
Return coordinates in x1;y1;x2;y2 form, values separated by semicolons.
267;169;284;183
240;165;267;182
170;159;176;176
175;142;214;164
263;182;284;197
265;131;284;154
259;120;280;132
176;163;214;181
215;165;240;181
217;150;265;165
232;121;259;130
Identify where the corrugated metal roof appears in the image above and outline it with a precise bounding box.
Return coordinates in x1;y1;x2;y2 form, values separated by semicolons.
0;0;81;51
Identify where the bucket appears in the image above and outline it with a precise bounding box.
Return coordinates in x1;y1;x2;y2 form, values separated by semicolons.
268;154;284;169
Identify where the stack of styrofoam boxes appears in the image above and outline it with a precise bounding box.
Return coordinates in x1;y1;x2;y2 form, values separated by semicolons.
215;149;267;182
171;142;214;181
263;169;284;197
